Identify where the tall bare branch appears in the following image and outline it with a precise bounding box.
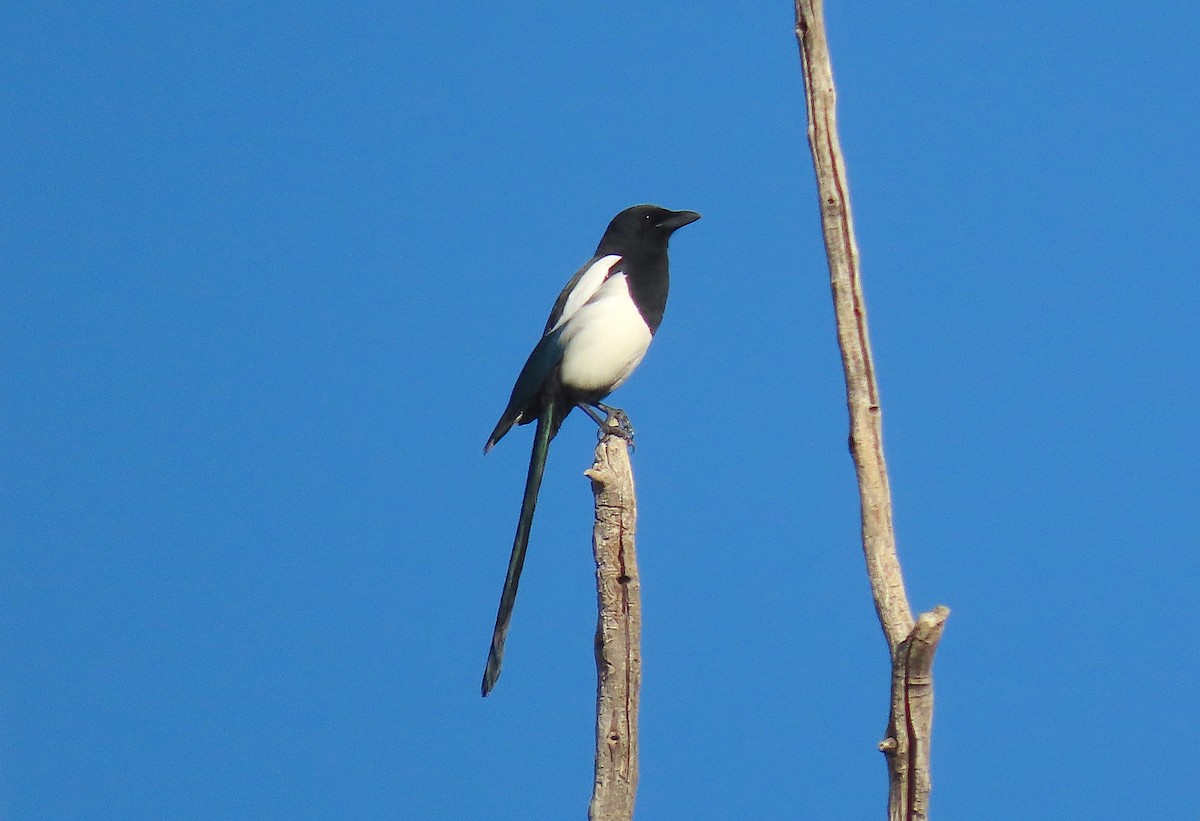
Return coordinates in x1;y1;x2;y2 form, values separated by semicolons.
793;2;950;818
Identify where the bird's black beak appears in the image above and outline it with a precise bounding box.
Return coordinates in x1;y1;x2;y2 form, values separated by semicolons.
657;210;701;231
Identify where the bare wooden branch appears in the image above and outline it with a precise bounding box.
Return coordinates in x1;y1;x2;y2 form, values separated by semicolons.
584;434;641;821
794;0;913;648
880;606;950;821
793;2;950;818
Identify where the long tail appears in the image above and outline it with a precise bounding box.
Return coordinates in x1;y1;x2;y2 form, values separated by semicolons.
481;403;555;696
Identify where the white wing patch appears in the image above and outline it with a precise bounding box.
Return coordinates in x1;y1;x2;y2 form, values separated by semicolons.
549;254;622;333
558;273;653;395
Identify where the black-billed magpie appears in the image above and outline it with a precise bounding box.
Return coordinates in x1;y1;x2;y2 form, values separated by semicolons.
481;204;700;696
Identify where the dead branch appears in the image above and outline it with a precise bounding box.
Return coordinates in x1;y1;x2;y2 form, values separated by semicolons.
793;2;950;818
585;435;641;821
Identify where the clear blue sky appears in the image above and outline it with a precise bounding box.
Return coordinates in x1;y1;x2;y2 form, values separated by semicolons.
3;3;1197;818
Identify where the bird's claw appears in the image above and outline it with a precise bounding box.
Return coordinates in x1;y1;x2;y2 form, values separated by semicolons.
599;408;636;450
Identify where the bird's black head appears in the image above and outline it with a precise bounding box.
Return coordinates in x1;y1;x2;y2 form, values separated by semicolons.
596;204;701;256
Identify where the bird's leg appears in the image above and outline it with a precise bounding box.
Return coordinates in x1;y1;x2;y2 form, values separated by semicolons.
578;402;616;432
595;403;635;440
578;403;638;448
578;402;636;448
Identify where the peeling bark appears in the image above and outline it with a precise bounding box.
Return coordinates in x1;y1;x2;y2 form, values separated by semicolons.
585;435;640;821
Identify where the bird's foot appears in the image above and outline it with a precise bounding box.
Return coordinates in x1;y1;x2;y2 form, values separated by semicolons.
597;404;635;450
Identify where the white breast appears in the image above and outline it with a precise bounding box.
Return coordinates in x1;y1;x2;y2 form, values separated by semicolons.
558;273;653;396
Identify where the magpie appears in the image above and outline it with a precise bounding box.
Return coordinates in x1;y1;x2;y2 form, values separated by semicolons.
481;204;700;696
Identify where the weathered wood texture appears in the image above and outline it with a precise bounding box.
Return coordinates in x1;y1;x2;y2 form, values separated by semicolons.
585;435;641;821
793;2;950;818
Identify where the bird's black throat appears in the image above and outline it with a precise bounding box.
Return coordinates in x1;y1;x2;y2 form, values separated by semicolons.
622;251;669;334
